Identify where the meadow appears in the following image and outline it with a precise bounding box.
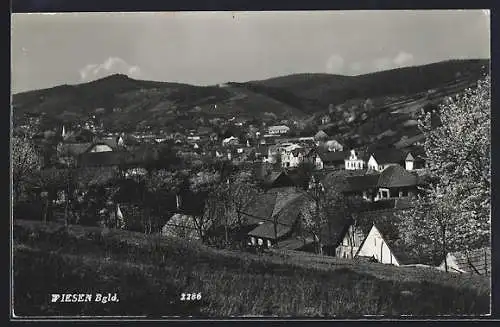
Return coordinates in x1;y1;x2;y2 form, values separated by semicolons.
13;219;490;317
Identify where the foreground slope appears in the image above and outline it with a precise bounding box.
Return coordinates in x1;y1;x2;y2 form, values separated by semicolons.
13;220;490;317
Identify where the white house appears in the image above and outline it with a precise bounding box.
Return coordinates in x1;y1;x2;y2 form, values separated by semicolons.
279;144;302;168
355;224;400;266
268;125;290;135
366;149;408;172
345;149;366;170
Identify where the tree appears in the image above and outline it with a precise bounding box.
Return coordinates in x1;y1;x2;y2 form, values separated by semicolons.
299;199;326;255
398;75;491;267
12;136;42;203
188;171;222;241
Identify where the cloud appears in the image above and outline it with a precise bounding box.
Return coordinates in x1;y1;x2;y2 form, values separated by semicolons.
393;51;414;67
372;51;415;72
79;57;142;82
325;54;345;74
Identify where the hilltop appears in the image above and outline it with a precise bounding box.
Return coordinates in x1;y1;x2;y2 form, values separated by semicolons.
12;59;490;145
13;219;489;317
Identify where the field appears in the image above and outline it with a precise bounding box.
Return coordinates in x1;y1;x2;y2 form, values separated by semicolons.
12;219;490;318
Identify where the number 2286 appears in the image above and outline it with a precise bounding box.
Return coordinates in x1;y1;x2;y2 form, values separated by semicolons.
180;292;201;301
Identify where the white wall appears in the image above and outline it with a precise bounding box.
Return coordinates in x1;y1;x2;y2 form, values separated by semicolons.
315;157;324;170
367;156;379;171
356;225;400;266
90;144;113;152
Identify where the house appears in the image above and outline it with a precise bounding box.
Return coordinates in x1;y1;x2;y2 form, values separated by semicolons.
355;223;408;266
320;115;331;125
343;174;381;201
280;144;306;168
314;130;329;142
343;165;422;202
315;150;348;170
335;220;367;259
375;165;420;200
345;149;367;170
437;247;491;275
366;149;408;172
268;125;290;135
242;187;313;249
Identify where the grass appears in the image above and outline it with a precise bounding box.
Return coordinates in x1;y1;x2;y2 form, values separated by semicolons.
13;219;490;317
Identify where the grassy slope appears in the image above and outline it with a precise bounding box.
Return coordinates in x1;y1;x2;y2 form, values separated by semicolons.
13;219;490;317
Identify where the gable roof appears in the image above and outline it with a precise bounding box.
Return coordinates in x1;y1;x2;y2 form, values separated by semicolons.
318;150;348;163
248;222;291;239
369;148;407;165
377;165;418;188
344;174;380;193
355;223;415;265
98;137;122;150
243;188;312;240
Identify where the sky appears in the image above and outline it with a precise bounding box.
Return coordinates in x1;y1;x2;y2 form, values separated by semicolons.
11;10;490;94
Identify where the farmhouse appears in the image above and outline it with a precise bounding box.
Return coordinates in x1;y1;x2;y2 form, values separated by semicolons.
343;164;423;202
241;187;313;249
355;223;408;266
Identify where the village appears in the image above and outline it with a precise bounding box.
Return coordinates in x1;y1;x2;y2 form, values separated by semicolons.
13;107;490;276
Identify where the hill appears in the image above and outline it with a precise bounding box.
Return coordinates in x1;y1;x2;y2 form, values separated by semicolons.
13;219;490;317
12;59;490;143
252;59;490;107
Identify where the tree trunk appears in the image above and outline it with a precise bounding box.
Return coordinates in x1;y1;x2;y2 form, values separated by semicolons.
43;195;49;223
442;223;448;272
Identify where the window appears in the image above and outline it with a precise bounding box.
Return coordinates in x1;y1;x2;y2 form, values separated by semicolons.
251;237;256;245
380;189;390;199
258;238;263;246
267;240;272;248
401;190;409;197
